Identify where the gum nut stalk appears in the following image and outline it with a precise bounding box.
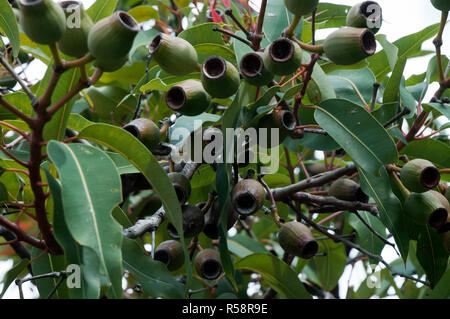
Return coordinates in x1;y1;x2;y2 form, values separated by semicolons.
87;11;140;61
323;27;376;65
167;204;205;239
203;199;238;239
58;1;93;57
257;109;297;146
122;118;161;151
263;38;302;76
328;178;369;202
154;240;185;271
404;192;448;229
283;0;319;16
167;172;191;205
165;80;211;116
240;52;274;86
201;56;240;98
278;221;318;259
431;0;450;12
18;0;67;45
149;33;199;75
231;179;266;216
400;159;441;193
346;1;383;34
194;248;222;280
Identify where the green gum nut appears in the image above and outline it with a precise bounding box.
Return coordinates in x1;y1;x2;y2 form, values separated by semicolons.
167;204;204;239
194;248;222;280
58;1;93;58
400;159;441;193
167;172;191;205
257;109;297;146
404;191;448;229
149;33;199;75
201;56;240;99
203;199;238;239
328;178;369;202
88;11;140;62
165;80;211;116
431;0;450;11
346;1;382;34
283;0;319;16
263;38;302;76
278;221;318;259
240;52;274;86
323;27;376;65
154;240;185;271
122;118;160;151
231;179;266;216
18;0;67;45
93;55;128;72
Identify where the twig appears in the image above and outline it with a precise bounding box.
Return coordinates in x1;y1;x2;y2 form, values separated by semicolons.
258;175;282;227
0;215;46;250
370;83;380;112
224;8;251;39
383;107;411;128
212;26;252;47
0;55;37;104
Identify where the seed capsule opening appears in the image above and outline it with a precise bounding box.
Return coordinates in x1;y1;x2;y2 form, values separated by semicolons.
355;187;369;203
301;241;319;259
420;166;440;189
123;124;141;140
429;208;448;229
240;53;263;78
167;223;180;239
59;0;80;9
203;57;227;79
360;30;376;56
235;192;257;215
154;249;171;266
270;39;294;63
149;34;162;54
166;86;186;110
117;11;140;31
360;1;382;19
201;259;222;280
174;184;187;204
203;224;219;239
281;111;296;131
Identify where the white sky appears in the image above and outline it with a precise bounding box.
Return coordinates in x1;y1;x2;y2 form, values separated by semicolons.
1;0;448;299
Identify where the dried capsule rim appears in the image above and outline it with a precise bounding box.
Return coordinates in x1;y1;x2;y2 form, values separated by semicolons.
166;86;186;110
234;191;258;215
301;240;319;259
240;53;264;78
59;0;82;10
154;249;171;266
269;38;295;63
429;208;448;229
420;166;441;189
200;258;222;280
116;11;140;32
360;29;376;56
202;56;227;79
173;183;188;204
280;111;296;131
149;34;163;54
123;123;141;140
167;223;180;239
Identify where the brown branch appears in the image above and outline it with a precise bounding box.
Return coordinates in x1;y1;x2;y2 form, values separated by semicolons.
0;95;34;127
0;215;46;250
252;0;267;50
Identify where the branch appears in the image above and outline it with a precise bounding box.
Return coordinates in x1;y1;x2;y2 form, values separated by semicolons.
123;207;165;239
0;215;46;250
272;164;357;201
252;0;267;50
291;192;379;217
0;95;34;127
0;55;37;104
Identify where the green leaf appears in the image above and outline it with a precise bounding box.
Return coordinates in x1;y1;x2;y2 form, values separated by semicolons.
368;24;439;82
169;113;221;145
427;268;450;298
0;1;20;57
195;43;236;64
358;166;410;262
416;226;448;287
87;0;118;22
306;240;347;291
234;253;311;299
348;211;387;260
178;23;224;45
0;258;29;298
314;99;398;175
328;68;376;108
122;237;184;298
128;5;159;22
422;102;450;121
47;142;123;298
263;0;303;43
76;124;191;289
401;139;450;169
375;34;398;71
227;234;267;258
